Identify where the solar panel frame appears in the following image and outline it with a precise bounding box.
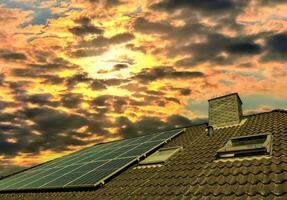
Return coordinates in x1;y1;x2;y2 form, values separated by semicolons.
0;128;184;192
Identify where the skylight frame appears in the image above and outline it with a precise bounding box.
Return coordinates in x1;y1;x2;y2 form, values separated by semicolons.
216;133;272;159
139;146;183;165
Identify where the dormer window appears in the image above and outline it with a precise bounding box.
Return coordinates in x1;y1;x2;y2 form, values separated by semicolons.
139;146;182;165
216;133;272;159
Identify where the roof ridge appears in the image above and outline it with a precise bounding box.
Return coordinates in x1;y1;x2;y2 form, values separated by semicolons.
243;109;287;118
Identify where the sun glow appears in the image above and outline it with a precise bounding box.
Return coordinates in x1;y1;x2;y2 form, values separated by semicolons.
73;45;159;79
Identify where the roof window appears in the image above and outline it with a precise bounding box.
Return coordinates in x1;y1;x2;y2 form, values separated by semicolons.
139;146;182;165
216;133;272;159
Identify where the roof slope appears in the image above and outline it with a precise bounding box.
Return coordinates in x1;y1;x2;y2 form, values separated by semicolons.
0;110;287;200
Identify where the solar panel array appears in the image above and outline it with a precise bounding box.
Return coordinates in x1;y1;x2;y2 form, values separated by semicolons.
0;128;184;192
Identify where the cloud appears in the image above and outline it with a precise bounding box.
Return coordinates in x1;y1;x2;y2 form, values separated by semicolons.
226;42;262;54
97;63;129;73
133;17;173;34
66;72;92;89
0;49;27;61
133;17;208;41
113;63;128;70
151;0;247;15
88;0;124;7
69;47;108;58
175;33;262;66
81;32;135;48
60;93;83;108
20;106;89;152
90;80;107;90
29;57;79;71
116;114;201;138
244;104;273;115
180;88;192;96
132;66;204;83
69;16;104;36
16;93;55;106
69;32;134;58
263;32;287;61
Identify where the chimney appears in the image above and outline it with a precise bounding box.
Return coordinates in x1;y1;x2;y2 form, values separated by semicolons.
208;93;243;128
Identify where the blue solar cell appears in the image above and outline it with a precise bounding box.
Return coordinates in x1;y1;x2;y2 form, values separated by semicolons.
42;172;85;188
66;169;111;187
66;157;136;187
70;161;106;173
97;145;138;160
3;168;60;190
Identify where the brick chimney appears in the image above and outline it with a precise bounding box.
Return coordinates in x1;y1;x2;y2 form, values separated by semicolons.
208;93;243;128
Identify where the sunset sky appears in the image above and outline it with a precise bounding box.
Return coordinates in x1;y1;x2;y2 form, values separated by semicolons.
0;0;287;175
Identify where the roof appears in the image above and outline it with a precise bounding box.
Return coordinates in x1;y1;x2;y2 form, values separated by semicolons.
0;110;287;199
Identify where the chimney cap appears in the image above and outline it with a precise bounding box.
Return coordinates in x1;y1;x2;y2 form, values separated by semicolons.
208;93;242;104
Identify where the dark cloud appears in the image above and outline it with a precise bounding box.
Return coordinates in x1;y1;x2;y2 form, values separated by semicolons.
70;32;134;58
260;0;287;5
12;68;40;78
175;33;262;67
21;107;89;152
29;57;79;71
263;33;287;61
126;43;147;53
88;0;123;7
69;25;103;36
69;47;108;58
23;107;87;133
0;141;22;156
180;88;191;96
90;80;107;90
12;68;65;85
60;93;83;108
167;115;193;127
268;33;287;53
116;116;169;138
66;72;92;89
91;95;128;113
0;50;26;61
16;93;55;106
133;17;208;40
134;17;173;34
226;42;262;54
113;63;128;71
81;32;135;48
116;114;198;138
132;66;204;83
40;75;65;85
0;101;18;110
151;0;245;14
0;73;4;86
102;78;127;86
90;93;181;114
8;81;32;96
69;16;104;36
65;71;127;90
97;64;129;74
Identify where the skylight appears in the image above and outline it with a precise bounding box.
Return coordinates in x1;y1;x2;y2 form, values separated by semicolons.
216;133;272;159
139;146;182;165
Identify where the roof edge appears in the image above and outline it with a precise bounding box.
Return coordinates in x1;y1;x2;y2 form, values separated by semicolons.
243;108;287;118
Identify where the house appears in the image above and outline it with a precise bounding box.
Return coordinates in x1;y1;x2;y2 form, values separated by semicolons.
0;93;286;199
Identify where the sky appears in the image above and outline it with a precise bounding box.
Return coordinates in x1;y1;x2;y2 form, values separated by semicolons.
0;0;287;175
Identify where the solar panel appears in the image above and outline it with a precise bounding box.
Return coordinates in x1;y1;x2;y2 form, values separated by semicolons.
0;128;184;192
